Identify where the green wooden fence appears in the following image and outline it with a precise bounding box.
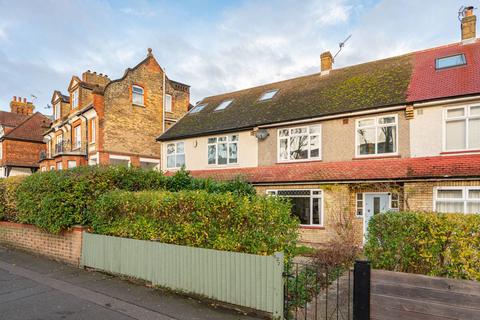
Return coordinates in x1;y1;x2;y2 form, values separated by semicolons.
81;232;284;318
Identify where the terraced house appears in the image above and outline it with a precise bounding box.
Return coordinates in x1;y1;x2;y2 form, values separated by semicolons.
0;97;50;178
158;8;480;245
39;49;190;171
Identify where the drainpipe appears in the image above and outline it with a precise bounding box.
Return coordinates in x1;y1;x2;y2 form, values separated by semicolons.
80;114;89;162
161;66;166;171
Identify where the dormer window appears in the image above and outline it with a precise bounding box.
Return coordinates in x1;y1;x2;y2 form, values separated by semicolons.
259;89;278;101
54;102;61;120
71;89;79;109
190;103;207;114
214;99;233;111
132;85;144;106
435;54;466;70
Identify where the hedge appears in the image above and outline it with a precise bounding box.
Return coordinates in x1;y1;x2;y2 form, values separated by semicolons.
90;190;299;256
0;176;24;221
13;166;255;234
365;211;480;281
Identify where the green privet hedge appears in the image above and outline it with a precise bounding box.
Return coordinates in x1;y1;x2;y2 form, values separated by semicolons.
14;166;255;234
90;190;299;256
0;176;24;221
364;211;480;281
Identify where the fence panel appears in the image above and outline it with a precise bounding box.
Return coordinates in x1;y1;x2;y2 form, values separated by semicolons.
81;232;284;317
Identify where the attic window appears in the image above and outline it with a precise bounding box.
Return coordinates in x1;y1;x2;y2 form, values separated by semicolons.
259;89;278;101
215;99;233;111
435;54;466;70
190;103;207;113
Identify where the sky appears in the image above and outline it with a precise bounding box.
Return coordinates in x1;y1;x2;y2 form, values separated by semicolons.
0;0;472;115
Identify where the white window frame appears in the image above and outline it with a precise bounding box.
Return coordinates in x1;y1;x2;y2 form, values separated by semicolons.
355;114;398;157
433;186;480;214
140;157;160;171
165;94;172;112
166;142;185;169
73;125;81;149
71;89;79;109
442;105;480;152
266;189;324;227
132;85;144;106
49;165;55;171
207;134;238;166
109;154;131;167
54;102;61;120
90;118;96;143
56;162;63;170
277;125;322;163
67;160;77;169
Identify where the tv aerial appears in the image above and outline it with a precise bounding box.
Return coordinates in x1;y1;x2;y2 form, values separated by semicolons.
333;34;352;62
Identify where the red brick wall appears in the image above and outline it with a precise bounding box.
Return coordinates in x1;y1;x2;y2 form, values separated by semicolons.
0;221;85;266
1;139;45;167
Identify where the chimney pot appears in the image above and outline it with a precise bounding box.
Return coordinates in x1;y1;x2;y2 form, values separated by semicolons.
23;97;27;103
320;51;333;74
461;6;477;42
13;96;16;102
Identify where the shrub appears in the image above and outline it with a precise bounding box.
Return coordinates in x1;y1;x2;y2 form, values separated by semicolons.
0;176;25;221
90;190;299;256
365;211;480;281
14;166;255;233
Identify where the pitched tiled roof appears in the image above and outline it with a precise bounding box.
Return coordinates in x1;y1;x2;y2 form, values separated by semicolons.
160;40;480;141
4;112;51;142
0;111;29;128
173;155;480;184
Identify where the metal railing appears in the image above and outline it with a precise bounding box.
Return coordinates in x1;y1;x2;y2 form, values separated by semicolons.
52;140;87;156
284;261;353;320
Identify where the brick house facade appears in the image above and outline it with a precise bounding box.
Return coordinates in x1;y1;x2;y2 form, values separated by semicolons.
0;97;51;177
158;9;480;246
39;49;190;171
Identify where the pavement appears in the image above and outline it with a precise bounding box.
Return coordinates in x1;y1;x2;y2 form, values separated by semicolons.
0;245;263;320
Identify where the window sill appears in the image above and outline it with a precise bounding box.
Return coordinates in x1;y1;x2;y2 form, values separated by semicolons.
276;159;322;165
300;225;325;230
352;154;400;160
440;149;480;155
132;103;145;108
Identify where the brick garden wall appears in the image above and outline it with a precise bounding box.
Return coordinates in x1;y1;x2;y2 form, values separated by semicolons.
0;221;85;266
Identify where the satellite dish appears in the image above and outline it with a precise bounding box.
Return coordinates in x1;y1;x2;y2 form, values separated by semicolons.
255;129;269;140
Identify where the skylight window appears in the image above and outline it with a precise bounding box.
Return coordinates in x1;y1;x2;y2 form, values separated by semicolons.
259;89;279;101
215;99;234;111
190;103;207;113
435;54;466;70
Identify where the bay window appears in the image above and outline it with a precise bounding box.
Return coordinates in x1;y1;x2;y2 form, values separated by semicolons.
278;125;321;161
207;135;238;165
356;115;397;156
166;142;185;169
444;106;480;151
434;187;480;214
267;189;323;226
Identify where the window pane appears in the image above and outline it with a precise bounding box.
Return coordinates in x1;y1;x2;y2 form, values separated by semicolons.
377;126;396;153
447;108;465;118
176;154;185;167
358;118;375;127
208;138;216;144
312;198;321;225
471;106;480;116
165;95;172;112
468;189;480;199
279;129;289;137
378;116;396;124
290;136;308;159
229;135;238;142
218;136;227;142
229;143;238;163
309;125;321;134
218;143;227;165
436;201;464;213
140;162;158;170
167;144;175;155
357;128;376;155
110;159;129;167
436;54;466;69
468;118;480;149
167;155;175;168
467;202;480;214
437;189;463;199
446;120;466;150
279;139;288;160
277;190;311;196
291;127;307;135
208;145;216;164
289;197;311;224
310;135;320;158
176;142;184;154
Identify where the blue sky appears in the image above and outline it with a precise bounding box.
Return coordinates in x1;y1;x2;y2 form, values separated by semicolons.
0;0;470;114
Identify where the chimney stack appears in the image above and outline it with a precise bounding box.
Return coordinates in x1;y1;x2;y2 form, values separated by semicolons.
461;6;476;42
10;96;34;115
320;51;333;75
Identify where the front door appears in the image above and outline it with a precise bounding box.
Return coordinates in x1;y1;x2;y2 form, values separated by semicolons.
364;193;390;237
